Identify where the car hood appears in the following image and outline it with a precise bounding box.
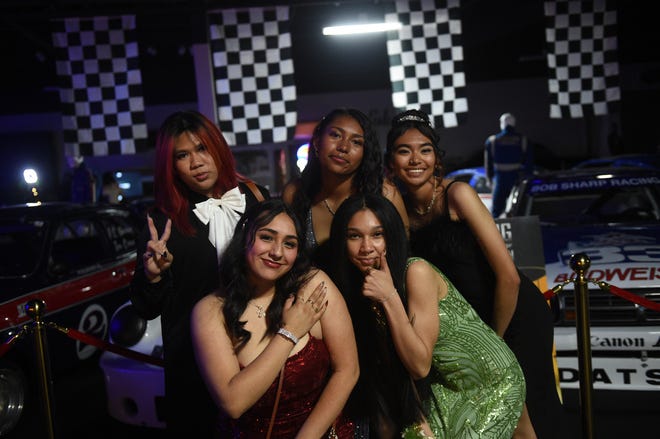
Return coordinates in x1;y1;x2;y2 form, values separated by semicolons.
542;224;660;290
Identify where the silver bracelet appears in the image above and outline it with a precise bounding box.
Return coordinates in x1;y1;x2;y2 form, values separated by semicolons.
380;289;398;303
277;327;299;345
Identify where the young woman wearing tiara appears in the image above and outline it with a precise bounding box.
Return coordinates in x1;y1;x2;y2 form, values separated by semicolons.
385;109;565;438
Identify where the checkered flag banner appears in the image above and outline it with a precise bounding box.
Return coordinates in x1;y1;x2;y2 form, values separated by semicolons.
51;15;148;156
544;0;620;118
208;6;297;145
386;0;468;128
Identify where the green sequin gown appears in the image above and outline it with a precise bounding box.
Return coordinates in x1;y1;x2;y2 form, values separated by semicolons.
418;258;526;438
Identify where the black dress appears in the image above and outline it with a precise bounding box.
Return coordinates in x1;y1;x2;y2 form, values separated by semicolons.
408;181;565;439
129;182;268;438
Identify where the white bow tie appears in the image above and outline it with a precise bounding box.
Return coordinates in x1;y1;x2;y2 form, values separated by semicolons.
193;186;246;261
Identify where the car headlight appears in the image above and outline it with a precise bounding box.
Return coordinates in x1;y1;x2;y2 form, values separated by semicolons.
109;303;147;348
107;302;164;359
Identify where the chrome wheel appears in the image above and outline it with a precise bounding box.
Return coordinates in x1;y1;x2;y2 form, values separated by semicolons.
0;365;25;436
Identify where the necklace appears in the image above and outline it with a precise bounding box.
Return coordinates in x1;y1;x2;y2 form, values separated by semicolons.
322;198;336;216
249;301;267;318
414;178;437;216
370;302;387;328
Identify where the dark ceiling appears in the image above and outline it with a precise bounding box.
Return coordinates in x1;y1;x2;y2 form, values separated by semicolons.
1;1;657;116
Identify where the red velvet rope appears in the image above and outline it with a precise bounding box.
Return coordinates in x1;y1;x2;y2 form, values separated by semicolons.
542;282;660;312
55;327;164;367
0;324;164;367
606;284;660;312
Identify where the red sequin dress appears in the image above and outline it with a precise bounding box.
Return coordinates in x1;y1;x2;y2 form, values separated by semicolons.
218;336;354;438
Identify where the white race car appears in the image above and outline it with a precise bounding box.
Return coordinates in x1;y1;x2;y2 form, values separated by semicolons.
506;166;660;392
100;302;165;428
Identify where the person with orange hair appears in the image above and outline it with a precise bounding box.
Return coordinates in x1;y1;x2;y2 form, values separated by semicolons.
129;110;269;438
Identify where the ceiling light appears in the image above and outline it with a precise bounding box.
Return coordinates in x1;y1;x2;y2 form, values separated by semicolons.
323;22;401;36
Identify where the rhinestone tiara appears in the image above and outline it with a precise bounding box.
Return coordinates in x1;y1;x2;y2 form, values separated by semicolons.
396;114;430;125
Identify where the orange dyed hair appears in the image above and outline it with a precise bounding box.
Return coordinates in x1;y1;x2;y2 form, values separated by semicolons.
154;110;243;235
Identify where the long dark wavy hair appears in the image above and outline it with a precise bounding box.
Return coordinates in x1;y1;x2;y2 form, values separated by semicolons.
384;109;446;182
218;199;314;349
327;193;427;432
290;108;384;229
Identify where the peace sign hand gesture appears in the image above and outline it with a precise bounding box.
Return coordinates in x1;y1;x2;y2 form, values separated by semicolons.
362;251;398;304
143;214;173;282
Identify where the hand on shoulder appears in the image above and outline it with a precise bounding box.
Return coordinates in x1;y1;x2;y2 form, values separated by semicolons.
300;268;340;302
301;269;350;327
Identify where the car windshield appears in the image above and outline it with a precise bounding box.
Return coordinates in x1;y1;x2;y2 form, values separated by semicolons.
0;220;47;277
527;186;659;225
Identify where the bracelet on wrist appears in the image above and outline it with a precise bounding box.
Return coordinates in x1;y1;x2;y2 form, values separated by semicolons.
380;289;398;303
277;327;299;345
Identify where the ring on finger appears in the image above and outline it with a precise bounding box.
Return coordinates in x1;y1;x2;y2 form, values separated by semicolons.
144;251;153;258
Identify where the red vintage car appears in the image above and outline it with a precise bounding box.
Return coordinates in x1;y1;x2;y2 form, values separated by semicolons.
0;202;139;436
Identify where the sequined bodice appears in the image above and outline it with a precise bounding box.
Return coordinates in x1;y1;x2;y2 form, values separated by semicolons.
411;259;525;438
305;208;318;249
219;336;353;438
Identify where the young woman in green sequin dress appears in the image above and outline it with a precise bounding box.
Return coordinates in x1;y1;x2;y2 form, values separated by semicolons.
329;194;527;438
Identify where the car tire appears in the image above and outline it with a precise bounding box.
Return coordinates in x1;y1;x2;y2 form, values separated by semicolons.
0;361;26;436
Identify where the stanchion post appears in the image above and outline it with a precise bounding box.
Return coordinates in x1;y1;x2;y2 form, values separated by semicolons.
570;253;594;439
25;299;56;439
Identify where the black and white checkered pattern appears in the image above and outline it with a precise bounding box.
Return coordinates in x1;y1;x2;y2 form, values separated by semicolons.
544;0;620;118
51;15;148;157
208;7;297;146
385;0;468;128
